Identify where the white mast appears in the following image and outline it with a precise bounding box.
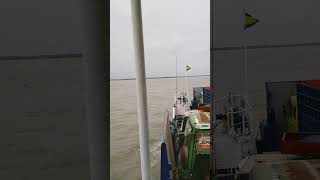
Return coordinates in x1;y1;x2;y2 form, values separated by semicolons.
176;55;178;101
185;65;188;95
130;0;151;179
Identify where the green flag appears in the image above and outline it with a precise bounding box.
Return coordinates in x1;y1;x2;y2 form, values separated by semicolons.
186;65;191;71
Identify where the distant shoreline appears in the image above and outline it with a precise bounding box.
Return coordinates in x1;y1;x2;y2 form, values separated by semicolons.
110;74;210;81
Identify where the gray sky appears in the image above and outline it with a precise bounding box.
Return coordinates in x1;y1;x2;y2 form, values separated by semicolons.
110;0;210;79
111;0;320;79
1;0;319;79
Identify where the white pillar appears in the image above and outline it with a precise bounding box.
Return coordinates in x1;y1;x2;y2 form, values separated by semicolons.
130;0;151;179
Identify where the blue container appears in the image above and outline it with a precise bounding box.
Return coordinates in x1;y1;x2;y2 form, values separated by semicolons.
193;87;204;104
203;87;211;105
297;82;320;132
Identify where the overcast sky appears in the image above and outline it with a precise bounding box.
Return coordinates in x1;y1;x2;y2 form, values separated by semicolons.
110;0;210;79
110;0;320;79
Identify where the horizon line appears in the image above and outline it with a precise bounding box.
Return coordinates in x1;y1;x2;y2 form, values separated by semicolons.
110;74;210;81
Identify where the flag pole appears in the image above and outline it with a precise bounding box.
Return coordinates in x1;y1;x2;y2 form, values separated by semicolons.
243;9;248;135
210;0;216;177
243;9;248;99
176;55;178;101
185;66;188;95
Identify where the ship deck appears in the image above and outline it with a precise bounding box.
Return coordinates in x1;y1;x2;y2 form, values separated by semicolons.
237;153;320;180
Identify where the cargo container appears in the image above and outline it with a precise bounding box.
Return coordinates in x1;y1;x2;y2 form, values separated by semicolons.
192;87;203;106
297;80;320;132
265;81;297;151
280;132;320;156
192;86;211;106
287;96;298;132
203;87;211;105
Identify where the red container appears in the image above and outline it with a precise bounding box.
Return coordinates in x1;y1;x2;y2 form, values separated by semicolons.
197;104;210;111
303;80;320;89
280;132;320;156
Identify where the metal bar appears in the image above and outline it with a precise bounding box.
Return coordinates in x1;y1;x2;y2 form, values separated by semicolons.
176;55;178;100
230;92;234;134
0;54;83;61
185;68;188;94
80;0;107;179
244;44;248;99
227;108;252;114
242;9;248;99
130;0;151;179
233;121;250;126
213;42;320;51
242;111;246;134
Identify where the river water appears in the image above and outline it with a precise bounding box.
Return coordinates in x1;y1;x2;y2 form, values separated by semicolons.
110;76;209;179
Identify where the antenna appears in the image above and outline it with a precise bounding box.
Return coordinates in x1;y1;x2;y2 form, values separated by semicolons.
185;65;191;99
185;65;188;96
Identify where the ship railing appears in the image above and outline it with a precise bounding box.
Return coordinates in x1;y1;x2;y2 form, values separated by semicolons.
232;121;250;126
226;107;252;114
161;109;176;180
214;94;253;114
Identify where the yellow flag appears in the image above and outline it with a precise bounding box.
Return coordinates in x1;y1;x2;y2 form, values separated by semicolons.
245;12;259;29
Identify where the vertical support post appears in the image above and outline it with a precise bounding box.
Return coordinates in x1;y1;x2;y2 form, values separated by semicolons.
176;55;178;100
242;110;245;135
80;0;107;179
230;91;234;134
130;0;151;179
185;68;188;95
227;110;230;135
243;9;248;99
210;0;216;178
243;9;249;135
244;44;248;99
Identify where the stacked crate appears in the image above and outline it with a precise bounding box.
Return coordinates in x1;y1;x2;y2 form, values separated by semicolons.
203;87;211;105
297;80;320;132
193;87;204;105
192;87;211;106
